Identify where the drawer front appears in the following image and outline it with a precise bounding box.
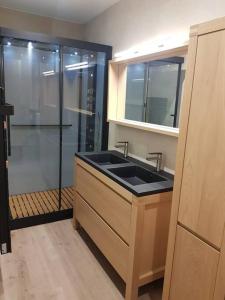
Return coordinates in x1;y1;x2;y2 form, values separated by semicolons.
76;193;129;281
76;164;131;244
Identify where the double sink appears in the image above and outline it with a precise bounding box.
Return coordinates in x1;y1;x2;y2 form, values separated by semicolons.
86;152;165;186
76;151;173;196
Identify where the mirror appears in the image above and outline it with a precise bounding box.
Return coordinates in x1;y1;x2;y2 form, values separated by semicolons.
125;56;186;128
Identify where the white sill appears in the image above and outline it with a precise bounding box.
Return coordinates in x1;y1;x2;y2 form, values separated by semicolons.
108;118;179;138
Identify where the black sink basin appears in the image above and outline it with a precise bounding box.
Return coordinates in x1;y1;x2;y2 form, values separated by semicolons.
85;153;128;165
108;165;166;186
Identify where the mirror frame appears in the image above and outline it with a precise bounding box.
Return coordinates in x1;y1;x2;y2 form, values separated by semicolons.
107;44;188;137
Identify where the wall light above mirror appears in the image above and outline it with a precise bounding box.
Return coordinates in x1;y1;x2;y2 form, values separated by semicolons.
108;45;188;137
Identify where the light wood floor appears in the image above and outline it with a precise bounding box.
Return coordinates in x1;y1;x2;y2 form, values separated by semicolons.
0;220;162;300
9;187;74;219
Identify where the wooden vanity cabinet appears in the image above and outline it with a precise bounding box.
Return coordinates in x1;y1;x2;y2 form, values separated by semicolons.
163;17;225;300
74;157;172;300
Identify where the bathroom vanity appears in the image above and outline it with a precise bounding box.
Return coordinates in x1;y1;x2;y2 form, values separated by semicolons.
73;151;173;300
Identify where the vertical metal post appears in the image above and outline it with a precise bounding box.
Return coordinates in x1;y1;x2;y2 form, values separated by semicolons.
173;63;182;128
0;39;11;253
101;49;112;151
58;46;63;211
143;62;150;123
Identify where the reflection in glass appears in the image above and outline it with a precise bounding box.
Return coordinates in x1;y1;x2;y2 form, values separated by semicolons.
62;47;106;188
125;63;145;122
4;39;60;195
125;57;185;128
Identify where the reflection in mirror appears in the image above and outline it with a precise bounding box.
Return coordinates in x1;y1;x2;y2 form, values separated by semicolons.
125;56;185;128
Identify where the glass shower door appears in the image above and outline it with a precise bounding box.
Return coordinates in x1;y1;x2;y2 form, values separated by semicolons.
62;46;107;195
0;37;14;253
4;39;61;220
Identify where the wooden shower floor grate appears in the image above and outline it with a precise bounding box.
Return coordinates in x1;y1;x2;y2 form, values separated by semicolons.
9;187;74;220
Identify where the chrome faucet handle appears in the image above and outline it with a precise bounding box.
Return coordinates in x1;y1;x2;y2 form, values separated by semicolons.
115;141;129;158
147;152;162;156
146;152;163;172
116;141;128;145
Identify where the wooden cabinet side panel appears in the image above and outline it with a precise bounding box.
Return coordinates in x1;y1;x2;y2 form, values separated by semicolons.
178;30;225;248
214;229;225;299
125;203;144;300
108;62;119;121
169;226;219;300
139;197;171;282
162;35;198;300
117;64;127;120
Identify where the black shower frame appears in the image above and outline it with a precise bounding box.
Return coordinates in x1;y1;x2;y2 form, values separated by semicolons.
0;27;112;230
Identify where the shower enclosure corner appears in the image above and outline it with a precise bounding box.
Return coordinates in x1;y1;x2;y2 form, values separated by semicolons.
0;28;112;233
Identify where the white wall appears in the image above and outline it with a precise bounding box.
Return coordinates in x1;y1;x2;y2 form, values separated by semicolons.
0;7;84;39
85;0;225;54
85;0;225;171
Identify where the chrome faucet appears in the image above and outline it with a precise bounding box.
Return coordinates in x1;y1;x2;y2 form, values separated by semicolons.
146;152;163;172
115;141;129;158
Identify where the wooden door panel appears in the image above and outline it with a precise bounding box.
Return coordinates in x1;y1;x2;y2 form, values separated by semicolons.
214;231;225;299
169;226;219;300
178;30;225;248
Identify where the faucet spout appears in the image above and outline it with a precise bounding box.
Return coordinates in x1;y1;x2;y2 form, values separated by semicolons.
146;152;163;172
115;141;129;158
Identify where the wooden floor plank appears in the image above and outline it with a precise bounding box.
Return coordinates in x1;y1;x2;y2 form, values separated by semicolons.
19;194;32;217
17;194;29;217
22;194;35;216
61;189;72;208
9;187;73;220
30;192;46;215
34;192;51;214
46;189;64;210
12;196;24;218
63;188;73;205
11;196;21;219
25;193;40;215
67;187;75;197
42;191;58;211
9;197;18;219
0;220;162;300
43;190;60;210
36;191;54;213
51;189;69;209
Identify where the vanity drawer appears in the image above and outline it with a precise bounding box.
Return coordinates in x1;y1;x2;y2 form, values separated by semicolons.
75;193;129;281
76;164;131;244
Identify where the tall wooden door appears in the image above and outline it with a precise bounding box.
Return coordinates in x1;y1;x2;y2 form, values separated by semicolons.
178;29;225;249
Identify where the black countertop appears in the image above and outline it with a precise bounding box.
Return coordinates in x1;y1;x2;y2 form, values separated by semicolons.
75;150;173;197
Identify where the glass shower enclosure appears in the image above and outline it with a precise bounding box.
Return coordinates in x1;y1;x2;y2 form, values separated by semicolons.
0;28;111;241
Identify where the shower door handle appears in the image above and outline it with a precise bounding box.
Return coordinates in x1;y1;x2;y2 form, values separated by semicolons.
0;103;14;157
6;115;11;156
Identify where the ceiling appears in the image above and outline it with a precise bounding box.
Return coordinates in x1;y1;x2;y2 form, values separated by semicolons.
0;0;120;24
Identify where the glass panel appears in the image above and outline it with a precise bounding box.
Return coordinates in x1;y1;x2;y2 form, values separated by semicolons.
125;63;145;122
125;57;185;128
146;61;179;127
62;47;106;189
176;69;185;127
4;39;60;202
